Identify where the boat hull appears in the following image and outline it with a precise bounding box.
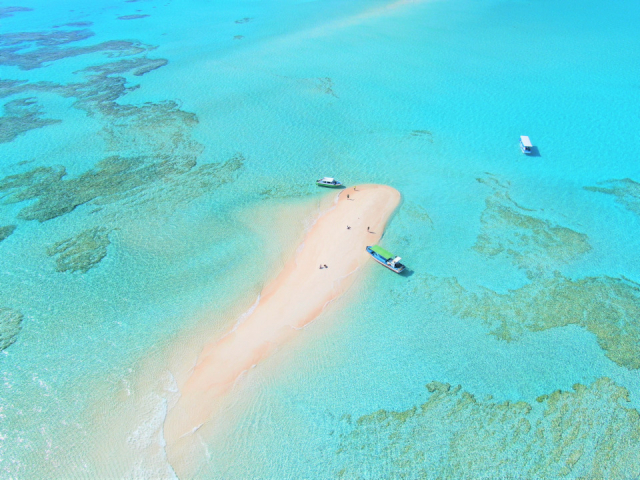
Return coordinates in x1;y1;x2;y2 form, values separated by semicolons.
366;246;405;273
316;182;343;188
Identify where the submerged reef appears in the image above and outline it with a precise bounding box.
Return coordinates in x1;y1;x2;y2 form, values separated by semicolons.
409;130;433;142
336;378;640;479
47;227;111;273
0;29;149;70
315;77;338;98
0;307;23;351
474;176;591;278
80;57;168;77
117;14;150;20
402;201;433;227
0;23;245;274
60;22;94;28
0;97;61;143
402;272;640;370
585;178;640;216
0;6;32;20
0;224;16;242
454;274;640;369
0;18;246;373
0;151;243;223
259;180;316;199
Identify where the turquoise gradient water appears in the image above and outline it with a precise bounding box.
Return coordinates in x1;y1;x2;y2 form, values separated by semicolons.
1;0;640;477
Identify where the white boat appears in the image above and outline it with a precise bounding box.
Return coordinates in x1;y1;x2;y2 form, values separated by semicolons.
316;177;343;188
520;136;533;154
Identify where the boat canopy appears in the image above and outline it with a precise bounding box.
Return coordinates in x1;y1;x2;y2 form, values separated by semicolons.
370;245;394;260
320;177;335;182
520;136;532;147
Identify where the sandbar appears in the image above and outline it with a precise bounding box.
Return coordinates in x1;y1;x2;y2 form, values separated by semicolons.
164;184;401;473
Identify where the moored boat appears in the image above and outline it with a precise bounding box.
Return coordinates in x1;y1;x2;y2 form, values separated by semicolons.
520;136;533;154
366;245;405;273
316;177;343;188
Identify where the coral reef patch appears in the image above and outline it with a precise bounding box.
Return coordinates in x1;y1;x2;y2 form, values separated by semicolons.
0;29;149;70
61;22;94;28
117;14;150;20
409;129;433;142
259;180;315;199
474;175;591;278
47;227;111;273
0;224;17;242
399;272;640;370
0;24;245;276
585;178;640;216
0;97;61;143
0;307;23;351
0;6;32;20
315;77;338;97
337;378;640;479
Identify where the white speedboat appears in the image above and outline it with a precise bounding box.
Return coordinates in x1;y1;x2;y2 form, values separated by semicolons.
520;136;533;154
316;177;343;188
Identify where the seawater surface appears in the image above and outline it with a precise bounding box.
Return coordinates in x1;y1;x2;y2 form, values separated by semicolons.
1;0;640;477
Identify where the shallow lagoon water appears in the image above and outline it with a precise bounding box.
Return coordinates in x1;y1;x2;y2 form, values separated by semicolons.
1;0;640;477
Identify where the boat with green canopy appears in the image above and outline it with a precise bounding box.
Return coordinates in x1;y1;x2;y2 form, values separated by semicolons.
366;245;405;273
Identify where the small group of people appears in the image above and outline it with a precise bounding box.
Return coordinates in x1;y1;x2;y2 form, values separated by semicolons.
319;264;328;269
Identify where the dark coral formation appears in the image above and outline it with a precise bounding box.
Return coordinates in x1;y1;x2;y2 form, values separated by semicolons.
80;57;167;77
474;175;591;277
0;29;149;70
399;272;640;370
409;130;433;142
316;77;338;97
337;378;640;479
0;24;245;273
585;178;640;216
0;307;23;351
117;14;150;20
0;224;16;242
0;151;243;223
259;180;315;199
0;97;61;143
0;6;32;19
47;227;111;273
455;274;640;369
61;22;94;28
403;201;433;227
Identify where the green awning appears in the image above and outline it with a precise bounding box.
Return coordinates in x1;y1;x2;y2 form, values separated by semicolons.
370;245;394;260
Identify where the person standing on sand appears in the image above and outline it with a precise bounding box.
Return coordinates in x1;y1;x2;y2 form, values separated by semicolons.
347;194;349;199
367;226;369;232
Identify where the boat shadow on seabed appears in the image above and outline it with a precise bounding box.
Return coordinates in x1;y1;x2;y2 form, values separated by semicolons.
399;268;414;278
526;146;542;157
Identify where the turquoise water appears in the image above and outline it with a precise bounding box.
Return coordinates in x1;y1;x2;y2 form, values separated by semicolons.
1;0;640;477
